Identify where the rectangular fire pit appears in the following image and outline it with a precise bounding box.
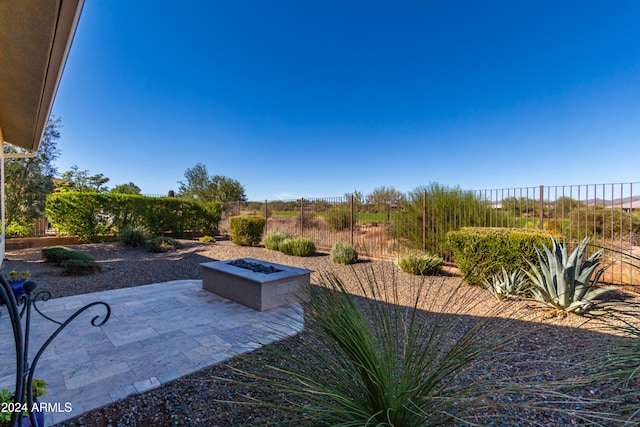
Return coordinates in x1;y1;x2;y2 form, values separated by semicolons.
201;258;312;311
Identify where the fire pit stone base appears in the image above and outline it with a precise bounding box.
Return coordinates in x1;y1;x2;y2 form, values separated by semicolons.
201;258;312;311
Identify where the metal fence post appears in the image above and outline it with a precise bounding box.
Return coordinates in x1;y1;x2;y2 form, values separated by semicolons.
300;198;304;237
423;190;426;252
350;194;354;246
264;200;268;234
539;185;544;230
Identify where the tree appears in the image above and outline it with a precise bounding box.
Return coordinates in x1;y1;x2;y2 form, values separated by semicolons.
366;186;406;213
111;182;141;195
178;163;247;202
4;116;61;229
56;165;110;193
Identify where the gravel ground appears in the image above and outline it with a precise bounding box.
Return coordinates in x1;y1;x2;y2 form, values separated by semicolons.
2;238;639;426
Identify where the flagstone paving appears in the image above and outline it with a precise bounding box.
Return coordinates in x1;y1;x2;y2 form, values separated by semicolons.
0;280;303;425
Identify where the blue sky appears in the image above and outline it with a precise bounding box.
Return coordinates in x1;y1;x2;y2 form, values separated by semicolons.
51;1;640;200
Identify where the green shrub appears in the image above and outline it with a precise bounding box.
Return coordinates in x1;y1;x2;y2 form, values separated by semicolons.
199;235;216;243
446;227;554;286
42;246;94;263
5;221;32;237
60;259;102;275
398;253;443;275
119;225;150;248
279;237;316;257
326;204;354;232
330;241;358;265
229;216;266;246
263;231;287;250
148;236;184;253
46;192;221;242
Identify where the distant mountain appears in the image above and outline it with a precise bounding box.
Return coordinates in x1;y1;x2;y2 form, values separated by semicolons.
585;195;640;208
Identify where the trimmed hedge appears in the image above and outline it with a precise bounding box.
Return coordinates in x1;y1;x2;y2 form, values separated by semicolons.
229;216;266;246
446;227;554;286
279;237;316;257
46;192;221;242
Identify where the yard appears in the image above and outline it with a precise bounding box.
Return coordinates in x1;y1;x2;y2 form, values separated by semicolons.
3;238;640;426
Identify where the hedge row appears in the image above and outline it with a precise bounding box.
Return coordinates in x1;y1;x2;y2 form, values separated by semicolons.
46;192;221;242
446;227;554;286
229;216;266;246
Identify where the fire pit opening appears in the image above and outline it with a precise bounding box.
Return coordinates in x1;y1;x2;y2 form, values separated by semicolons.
227;259;283;274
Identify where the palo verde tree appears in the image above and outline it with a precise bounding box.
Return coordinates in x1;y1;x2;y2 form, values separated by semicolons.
4;116;61;235
178;162;246;202
366;186;406;214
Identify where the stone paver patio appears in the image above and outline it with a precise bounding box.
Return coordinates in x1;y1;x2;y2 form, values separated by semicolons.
0;280;303;425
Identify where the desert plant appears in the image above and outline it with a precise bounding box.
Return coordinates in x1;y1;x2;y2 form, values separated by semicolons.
330;241;358;265
393;183;502;259
325;203;354;232
60;259;102;275
483;267;531;301
263;231;287;250
230;269;524;426
398;253;444;275
279;237;316;257
119;225;150;248
525;237;618;315
199;235;216;243
42;246;94;263
148;236;184;253
229;216;266;246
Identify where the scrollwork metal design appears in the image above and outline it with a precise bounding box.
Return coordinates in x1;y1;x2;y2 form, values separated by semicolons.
0;275;111;426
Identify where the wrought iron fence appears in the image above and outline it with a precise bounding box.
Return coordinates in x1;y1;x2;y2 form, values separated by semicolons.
19;182;640;285
221;182;640;286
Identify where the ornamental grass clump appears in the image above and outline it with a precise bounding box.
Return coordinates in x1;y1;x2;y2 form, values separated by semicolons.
278;237;316;257
398;253;443;275
330;241;358;265
119;225;151;248
228;268;525;426
263;231;287;250
526;237;619;316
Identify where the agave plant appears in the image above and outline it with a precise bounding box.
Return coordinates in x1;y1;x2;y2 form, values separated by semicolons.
482;267;531;301
525;237;617;316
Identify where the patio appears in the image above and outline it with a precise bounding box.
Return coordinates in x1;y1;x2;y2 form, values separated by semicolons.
0;280;303;425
